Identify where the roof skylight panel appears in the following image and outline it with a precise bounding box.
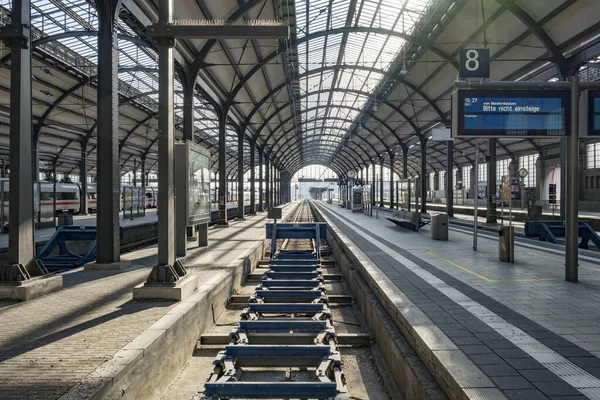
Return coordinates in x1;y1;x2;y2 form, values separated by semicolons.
356;0;379;26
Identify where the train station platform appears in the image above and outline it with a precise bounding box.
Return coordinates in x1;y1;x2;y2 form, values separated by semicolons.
313;201;600;399
0;210;159;250
0;202;244;250
0;205;293;400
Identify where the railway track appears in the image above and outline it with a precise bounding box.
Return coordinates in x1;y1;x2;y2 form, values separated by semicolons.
162;201;395;400
201;200;351;399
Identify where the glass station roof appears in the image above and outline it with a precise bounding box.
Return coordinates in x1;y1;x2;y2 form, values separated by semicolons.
295;0;437;155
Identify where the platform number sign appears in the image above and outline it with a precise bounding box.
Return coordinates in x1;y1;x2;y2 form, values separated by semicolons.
459;49;490;79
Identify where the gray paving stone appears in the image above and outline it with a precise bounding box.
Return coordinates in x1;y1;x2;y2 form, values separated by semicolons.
504;358;545;370
459;345;495;355
493;348;531;359
478;363;520;377
485;339;518;349
567;356;600;370
518;369;563;382
553;346;595;358
469;354;506;365
452;336;484;346
532;381;583;397
503;389;549;400
491;376;535;390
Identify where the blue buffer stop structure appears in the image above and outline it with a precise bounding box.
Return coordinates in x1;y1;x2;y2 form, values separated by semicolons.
203;221;349;400
36;227;99;272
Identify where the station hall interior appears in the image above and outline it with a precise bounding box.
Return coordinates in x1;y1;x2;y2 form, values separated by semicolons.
3;0;600;399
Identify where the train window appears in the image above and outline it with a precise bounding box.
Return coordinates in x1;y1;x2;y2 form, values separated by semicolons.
57;192;77;200
146;193;153;198
40;192;53;201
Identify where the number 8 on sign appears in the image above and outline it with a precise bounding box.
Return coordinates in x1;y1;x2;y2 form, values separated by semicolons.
465;49;479;72
459;49;490;79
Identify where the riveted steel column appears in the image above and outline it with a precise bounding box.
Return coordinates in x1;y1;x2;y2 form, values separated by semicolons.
2;0;36;278
389;155;395;209
237;130;244;219
274;169;278;206
420;137;428;213
183;70;197;241
265;157;270;210
156;0;176;265
80;140;88;214
402;148;408;179
278;170;281;205
566;76;580;282
96;0;123;265
560;137;566;219
217;110;228;226
182;73;194;142
258;149;263;211
371;163;376;206
270;165;274;207
249;143;256;214
379;162;384;207
487;138;497;224
446;140;454;217
141;156;146;209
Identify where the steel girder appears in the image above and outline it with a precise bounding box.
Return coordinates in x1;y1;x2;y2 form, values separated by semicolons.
0;30;151;67
260;103;399;165
268;118;388;167
271;130;374;172
494;0;568;78
250;87;410;146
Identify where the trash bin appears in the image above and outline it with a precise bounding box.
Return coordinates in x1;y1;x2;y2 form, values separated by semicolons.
431;213;449;241
499;226;514;262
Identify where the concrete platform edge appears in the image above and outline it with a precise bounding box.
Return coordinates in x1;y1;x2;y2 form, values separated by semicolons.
311;203;507;400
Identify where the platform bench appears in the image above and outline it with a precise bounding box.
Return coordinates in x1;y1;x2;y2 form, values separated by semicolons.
386;210;429;232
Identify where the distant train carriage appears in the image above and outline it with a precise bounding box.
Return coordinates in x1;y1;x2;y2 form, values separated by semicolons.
145;187;158;208
0;179;80;217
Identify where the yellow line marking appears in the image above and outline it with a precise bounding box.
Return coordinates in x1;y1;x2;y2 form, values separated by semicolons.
427;251;494;282
427;251;562;283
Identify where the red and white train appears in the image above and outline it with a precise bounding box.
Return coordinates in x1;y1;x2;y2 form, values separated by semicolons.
0;179;158;216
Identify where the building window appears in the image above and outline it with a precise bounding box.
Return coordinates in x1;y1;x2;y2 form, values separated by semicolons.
429;172;435;190
586;143;600;169
497;159;510;181
462;166;471;189
439;170;446;191
478;163;488;183
518;153;538;187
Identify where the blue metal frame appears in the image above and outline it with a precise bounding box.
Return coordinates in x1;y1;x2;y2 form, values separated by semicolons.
204;221;347;399
238;320;328;332
204;382;337;398
524;221;600;249
265;271;321;280
266;222;327;257
247;303;326;313
36;226;98;271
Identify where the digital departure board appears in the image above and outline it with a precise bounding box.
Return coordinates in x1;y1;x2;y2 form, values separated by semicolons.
452;89;570;138
588;90;600;136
